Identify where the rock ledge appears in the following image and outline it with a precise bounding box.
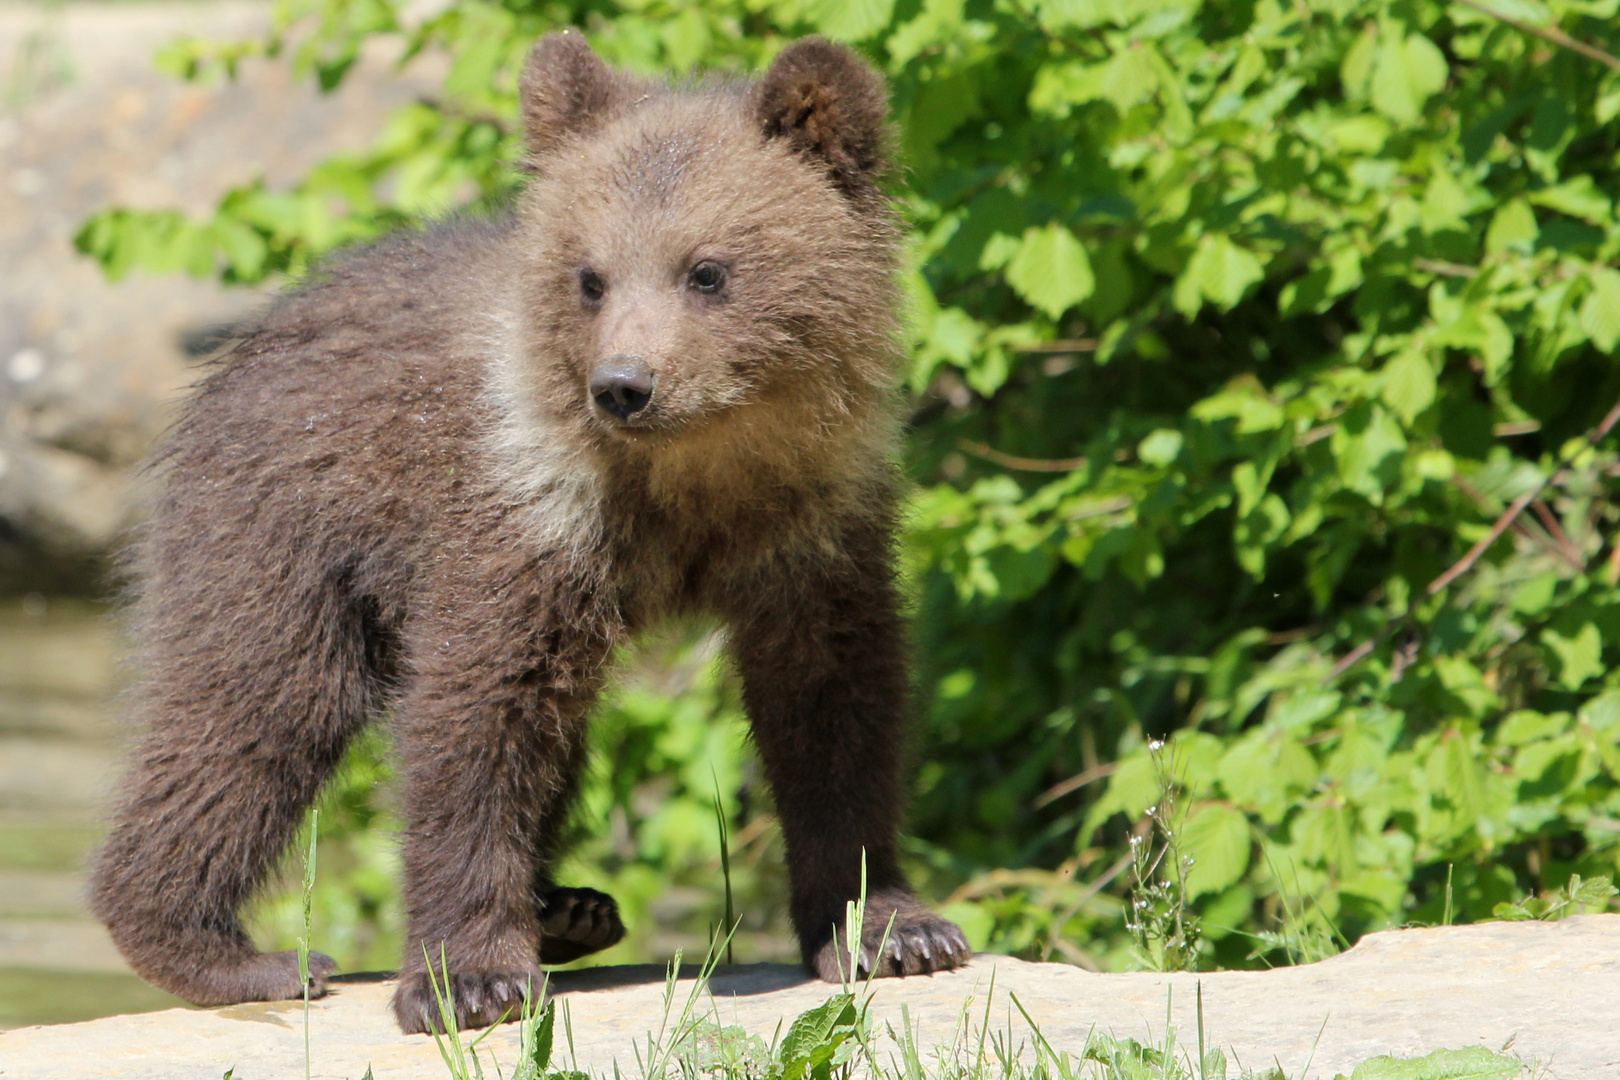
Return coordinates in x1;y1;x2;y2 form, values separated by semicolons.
2;917;1618;1078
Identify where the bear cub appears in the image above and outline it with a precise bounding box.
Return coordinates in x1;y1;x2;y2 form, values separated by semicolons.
89;32;971;1034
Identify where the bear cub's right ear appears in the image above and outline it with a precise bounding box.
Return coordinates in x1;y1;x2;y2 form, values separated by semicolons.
519;30;634;162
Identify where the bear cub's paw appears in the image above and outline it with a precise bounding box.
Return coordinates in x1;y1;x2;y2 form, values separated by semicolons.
221;947;337;1002
810;892;972;981
537;885;627;965
392;968;542;1034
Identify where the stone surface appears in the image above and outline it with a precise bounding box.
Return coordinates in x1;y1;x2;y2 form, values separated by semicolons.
0;0;437;593
2;917;1617;1079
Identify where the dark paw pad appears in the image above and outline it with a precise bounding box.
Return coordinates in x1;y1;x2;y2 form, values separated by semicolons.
537;885;627;965
810;897;972;981
392;969;539;1035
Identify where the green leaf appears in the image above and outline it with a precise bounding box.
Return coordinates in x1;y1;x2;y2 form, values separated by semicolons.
1343;1045;1522;1080
1180;802;1251;899
1485;199;1538;254
1332;405;1408;499
1571;873;1617;910
1137;428;1183;466
1175;233;1264;316
1191;378;1284;433
526;999;555;1073
1580;267;1620;353
1381;348;1436;425
804;0;896;41
1419;170;1470;233
1369;31;1448;125
213;218;268;281
660;9;711;73
1544;621;1603;690
1425;730;1494;835
1529;176;1611;225
778;995;859;1080
1005;224;1095;319
1340;25;1377;98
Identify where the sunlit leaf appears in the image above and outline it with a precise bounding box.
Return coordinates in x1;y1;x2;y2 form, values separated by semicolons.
1005;223;1095;319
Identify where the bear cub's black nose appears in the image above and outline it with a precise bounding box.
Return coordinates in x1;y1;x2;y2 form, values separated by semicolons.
590;357;654;420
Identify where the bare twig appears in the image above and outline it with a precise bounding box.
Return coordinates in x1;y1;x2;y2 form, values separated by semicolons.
1066;496;1135;521
1042;850;1133;963
1427;386;1620;595
1389;635;1421;683
959;439;1088;472
1034;762;1118;808
416;94;513;135
1451;474;1565;560
1327;394;1620;681
1530;498;1584;570
1492;420;1540;437
1326;639;1377;681
1413;257;1478;278
1016;338;1099;354
1453;0;1620;72
1427;474;1570;595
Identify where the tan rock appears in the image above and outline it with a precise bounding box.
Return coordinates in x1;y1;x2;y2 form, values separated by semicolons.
2;917;1616;1079
0;1;438;593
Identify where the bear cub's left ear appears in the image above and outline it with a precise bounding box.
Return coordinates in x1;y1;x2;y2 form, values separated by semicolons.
755;37;891;195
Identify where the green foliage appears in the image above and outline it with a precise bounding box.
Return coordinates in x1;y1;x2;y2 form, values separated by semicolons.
1491;868;1616;919
90;0;1620;972
1333;1046;1523;1080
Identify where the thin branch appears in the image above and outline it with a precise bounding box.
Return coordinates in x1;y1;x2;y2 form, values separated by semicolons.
416;95;513;135
1016;339;1099;354
1327;393;1620;681
1451;474;1562;559
959;439;1088;473
1529;498;1585;570
1042;850;1133;963
1034;762;1118;808
1413;257;1478;278
1066;496;1135;521
1492;420;1540;437
1326;639;1377;681
1453;0;1620;72
1389;635;1421;683
1430;388;1620;594
1427;473;1569;595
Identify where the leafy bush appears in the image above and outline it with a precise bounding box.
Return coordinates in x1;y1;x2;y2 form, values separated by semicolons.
89;0;1620;970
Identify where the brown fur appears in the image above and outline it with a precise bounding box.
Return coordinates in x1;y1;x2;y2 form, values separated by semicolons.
88;32;969;1035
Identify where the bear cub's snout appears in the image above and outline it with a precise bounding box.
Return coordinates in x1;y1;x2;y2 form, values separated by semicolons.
591;356;655;420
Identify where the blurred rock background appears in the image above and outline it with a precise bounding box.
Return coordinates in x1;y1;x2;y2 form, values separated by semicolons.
0;0;435;1026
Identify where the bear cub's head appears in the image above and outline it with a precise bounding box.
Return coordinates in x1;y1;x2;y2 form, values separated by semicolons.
509;33;903;472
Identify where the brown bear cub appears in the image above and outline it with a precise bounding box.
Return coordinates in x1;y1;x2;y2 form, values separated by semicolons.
88;32;971;1034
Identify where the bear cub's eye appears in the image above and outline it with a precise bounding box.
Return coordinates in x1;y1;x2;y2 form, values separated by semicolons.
687;261;727;295
579;268;605;306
